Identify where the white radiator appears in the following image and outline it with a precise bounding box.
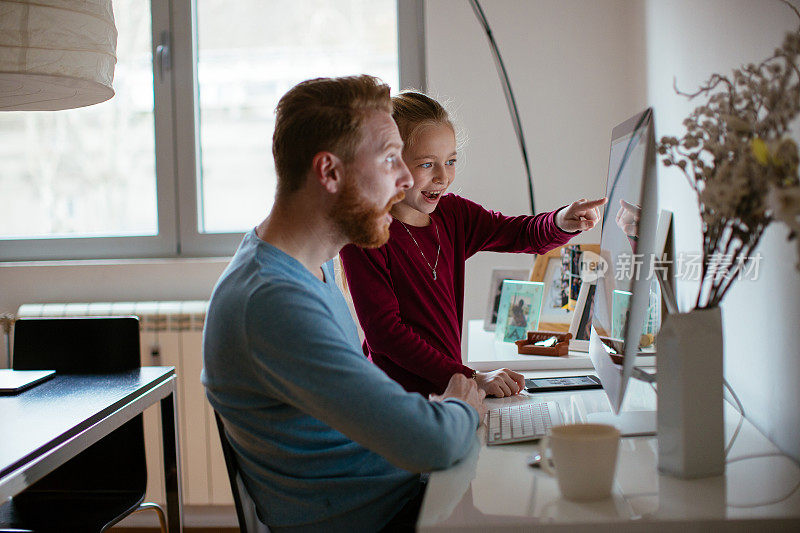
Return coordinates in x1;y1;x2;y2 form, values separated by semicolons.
16;301;233;508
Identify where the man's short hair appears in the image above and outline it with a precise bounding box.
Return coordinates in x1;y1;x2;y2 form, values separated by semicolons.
272;75;392;196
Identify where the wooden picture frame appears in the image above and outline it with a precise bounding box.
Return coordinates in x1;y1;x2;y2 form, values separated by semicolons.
531;244;601;333
483;268;531;331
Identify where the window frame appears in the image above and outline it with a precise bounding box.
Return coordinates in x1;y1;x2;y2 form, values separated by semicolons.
0;0;425;262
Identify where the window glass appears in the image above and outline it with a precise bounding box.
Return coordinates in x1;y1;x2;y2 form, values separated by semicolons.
196;0;399;233
0;0;157;239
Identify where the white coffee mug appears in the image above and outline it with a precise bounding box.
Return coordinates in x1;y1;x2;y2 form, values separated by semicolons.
541;423;620;501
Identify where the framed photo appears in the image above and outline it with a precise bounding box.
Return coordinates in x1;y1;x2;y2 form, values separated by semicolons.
531;245;601;332
494;280;544;343
483;268;531;331
535;249;572;332
568;280;597;352
611;289;632;340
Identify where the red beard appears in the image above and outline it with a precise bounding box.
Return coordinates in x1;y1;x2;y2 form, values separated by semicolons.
330;178;405;248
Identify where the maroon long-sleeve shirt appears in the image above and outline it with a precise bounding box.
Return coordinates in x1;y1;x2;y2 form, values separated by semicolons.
340;194;575;396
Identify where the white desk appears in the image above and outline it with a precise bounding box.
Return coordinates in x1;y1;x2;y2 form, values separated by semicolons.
466;319;594;371
418;370;800;531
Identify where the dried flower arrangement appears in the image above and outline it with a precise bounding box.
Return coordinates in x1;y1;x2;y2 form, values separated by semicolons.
658;0;800;308
767;179;800;269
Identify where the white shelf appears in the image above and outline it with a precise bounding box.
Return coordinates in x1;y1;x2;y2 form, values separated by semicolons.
466;319;594;371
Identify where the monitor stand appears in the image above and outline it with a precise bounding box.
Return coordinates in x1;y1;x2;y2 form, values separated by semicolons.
586;410;656;437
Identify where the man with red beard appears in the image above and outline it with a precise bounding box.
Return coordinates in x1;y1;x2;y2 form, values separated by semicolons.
202;75;486;533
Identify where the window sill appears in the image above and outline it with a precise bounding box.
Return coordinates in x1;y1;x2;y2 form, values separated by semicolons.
0;256;233;269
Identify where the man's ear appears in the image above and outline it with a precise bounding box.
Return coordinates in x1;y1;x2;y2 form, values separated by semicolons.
311;151;345;194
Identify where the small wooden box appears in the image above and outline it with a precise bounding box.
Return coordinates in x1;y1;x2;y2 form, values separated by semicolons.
515;331;572;357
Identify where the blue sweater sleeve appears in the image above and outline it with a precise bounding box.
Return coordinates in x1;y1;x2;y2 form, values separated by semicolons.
243;281;479;473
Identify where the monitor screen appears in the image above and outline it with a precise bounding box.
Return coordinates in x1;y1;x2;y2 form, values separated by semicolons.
589;107;660;413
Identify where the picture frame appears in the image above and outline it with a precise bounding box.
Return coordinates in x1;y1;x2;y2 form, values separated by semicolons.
494;280;544;343
534;249;572;332
568;280;597;352
483;268;531;331
531;244;601;333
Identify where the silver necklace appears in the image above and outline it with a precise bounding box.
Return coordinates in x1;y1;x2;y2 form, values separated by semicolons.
398;219;440;280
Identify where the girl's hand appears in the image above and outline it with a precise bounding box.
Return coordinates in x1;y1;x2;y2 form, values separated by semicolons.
474;369;526;397
555;197;608;232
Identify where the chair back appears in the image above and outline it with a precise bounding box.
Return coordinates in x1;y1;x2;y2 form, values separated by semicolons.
214;411;270;533
12;317;147;498
13;316;140;372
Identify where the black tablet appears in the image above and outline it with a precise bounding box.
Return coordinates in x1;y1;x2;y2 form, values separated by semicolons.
0;369;56;395
525;375;602;393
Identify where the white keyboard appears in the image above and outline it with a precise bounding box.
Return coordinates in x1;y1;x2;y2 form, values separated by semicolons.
487;402;559;445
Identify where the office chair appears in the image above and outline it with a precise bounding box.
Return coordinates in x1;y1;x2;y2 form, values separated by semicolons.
0;317;167;533
213;411;271;533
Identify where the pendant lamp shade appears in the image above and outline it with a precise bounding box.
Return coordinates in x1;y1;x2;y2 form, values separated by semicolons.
0;0;117;111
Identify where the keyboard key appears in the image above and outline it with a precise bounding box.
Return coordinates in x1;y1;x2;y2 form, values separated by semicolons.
487;402;555;445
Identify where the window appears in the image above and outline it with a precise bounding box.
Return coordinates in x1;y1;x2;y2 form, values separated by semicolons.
0;0;421;261
196;0;399;234
0;0;168;259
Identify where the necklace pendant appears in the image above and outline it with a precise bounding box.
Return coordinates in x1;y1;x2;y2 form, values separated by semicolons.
398;219;441;282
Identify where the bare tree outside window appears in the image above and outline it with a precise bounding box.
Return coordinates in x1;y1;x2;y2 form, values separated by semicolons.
196;0;398;233
0;0;157;239
0;0;400;255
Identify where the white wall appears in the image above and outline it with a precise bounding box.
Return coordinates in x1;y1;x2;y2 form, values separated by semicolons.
423;0;646;351
645;0;800;461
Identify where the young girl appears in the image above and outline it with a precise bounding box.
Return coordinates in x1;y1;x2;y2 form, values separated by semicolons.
339;91;605;398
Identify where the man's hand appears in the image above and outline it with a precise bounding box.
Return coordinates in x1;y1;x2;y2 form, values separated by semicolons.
474;369;526;397
431;374;487;419
555;197;608;233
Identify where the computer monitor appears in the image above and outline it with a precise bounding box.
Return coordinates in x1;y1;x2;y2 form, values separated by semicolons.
587;108;660;431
